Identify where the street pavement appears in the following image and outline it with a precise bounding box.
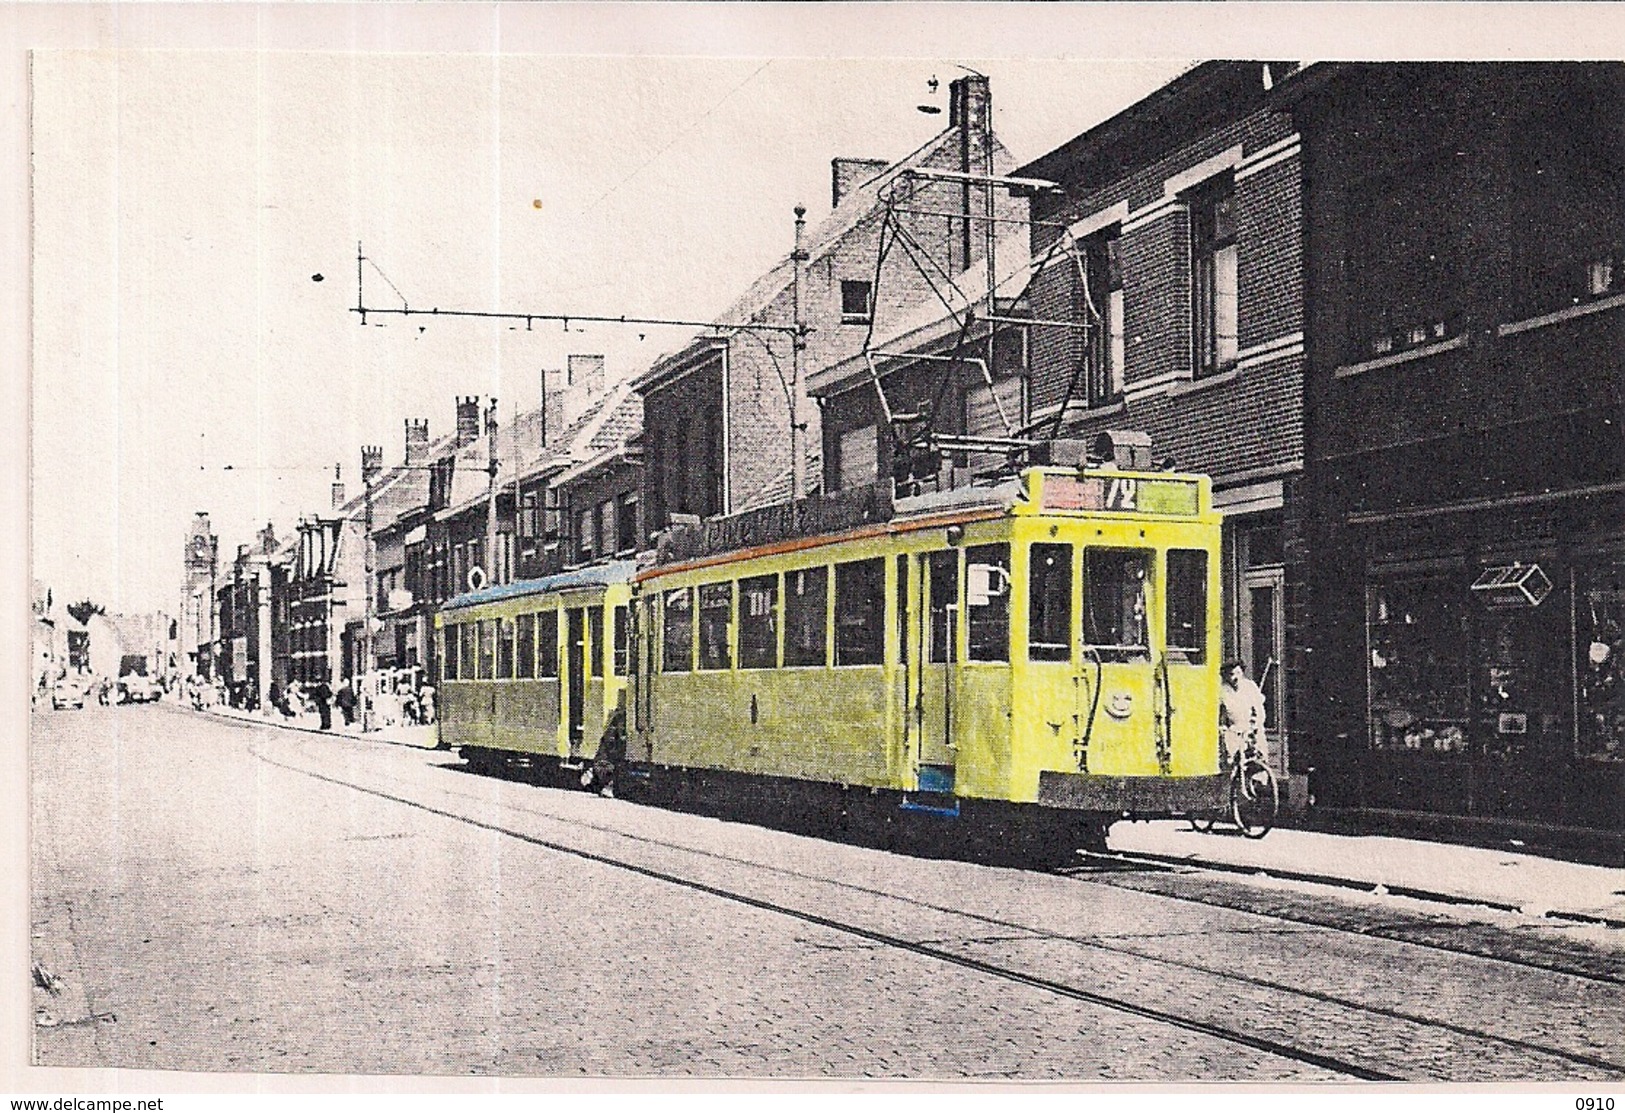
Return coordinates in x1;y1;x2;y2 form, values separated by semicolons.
28;701;1625;1081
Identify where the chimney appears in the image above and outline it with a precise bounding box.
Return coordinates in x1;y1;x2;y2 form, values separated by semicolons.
950;72;993;274
949;73;991;135
258;522;277;555
361;445;384;487
456;396;481;445
330;463;345;509
831;157;890;208
540;367;569;447
404;418;430;465
567;354;606;396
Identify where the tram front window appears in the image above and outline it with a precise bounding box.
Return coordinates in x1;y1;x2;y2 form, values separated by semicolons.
1084;548;1150;661
1165;549;1208;663
1029;543;1073;663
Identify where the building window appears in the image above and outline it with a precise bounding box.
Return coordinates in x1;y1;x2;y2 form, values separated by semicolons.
698;582;733;670
662;587;693;672
834;558;885;666
840;279;873;325
739;574;779;670
598;499;616;559
836;425;879;491
519;490;542;540
615;494;638;554
1348;154;1466;360
1515;85;1625;317
1083;228;1125;405
784;566;828;667
1190;179;1239;377
1028;543;1072;663
577;505;596;562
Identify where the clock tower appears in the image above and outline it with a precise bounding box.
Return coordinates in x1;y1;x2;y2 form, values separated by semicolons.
180;511;218;678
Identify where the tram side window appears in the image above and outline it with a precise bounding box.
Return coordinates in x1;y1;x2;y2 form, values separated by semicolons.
444;624;461;681
613;605;630;676
663;587;694;672
589;608;606;678
1165;550;1208;663
497;617;515;679
1084;548;1151;660
478;619;496;680
835;558;885;666
698;583;733;670
515;614;536;679
1029;543;1073;662
966;543;1011;662
459;619;478;679
784;566;829;667
739;574;779;669
927;551;958;663
538;610;559;677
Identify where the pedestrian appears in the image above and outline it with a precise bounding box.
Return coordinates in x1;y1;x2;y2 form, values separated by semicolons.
311;678;333;731
1219;659;1268;765
334;681;357;728
419;681;436;725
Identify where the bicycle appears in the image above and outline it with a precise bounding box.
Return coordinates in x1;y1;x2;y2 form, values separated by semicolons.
1189;730;1278;839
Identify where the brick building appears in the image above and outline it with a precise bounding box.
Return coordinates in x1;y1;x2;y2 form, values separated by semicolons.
635;75;1027;539
1278;64;1625;840
1015;61;1307;785
214;523;280;708
180;511;219;679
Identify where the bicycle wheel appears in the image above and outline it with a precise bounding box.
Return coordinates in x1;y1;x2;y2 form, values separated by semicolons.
1230;757;1278;839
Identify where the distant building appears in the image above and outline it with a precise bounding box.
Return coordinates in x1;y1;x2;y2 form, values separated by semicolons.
180;511;219;679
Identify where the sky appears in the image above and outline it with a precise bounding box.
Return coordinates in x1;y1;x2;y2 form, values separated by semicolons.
22;4;1624;618
29;40;1191;614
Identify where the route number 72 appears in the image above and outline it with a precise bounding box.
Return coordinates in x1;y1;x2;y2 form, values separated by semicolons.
1106;477;1138;510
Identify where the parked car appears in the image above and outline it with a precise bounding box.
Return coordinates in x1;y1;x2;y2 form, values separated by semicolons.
117;672;161;704
51;679;85;711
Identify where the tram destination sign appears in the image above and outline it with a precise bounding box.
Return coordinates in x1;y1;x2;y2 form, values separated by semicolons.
1042;474;1200;516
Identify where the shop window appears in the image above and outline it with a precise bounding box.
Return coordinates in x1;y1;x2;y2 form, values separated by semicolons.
698;582;733;670
927;550;959;663
1083;227;1125;404
477;619;495;680
515;613;536;680
444;624;461;681
613;605;630;676
1028;543;1073;662
835;558;885;666
538;610;559;678
1367;573;1470;753
966;543;1010;662
1166;549;1208;663
1190;178;1239;377
589;607;605;678
841;279;873;325
784;566;828;667
739;574;779;670
1084;548;1151;661
1514;84;1625;317
497;617;515;679
1347;153;1467;360
1575;558;1625;763
663;587;694;672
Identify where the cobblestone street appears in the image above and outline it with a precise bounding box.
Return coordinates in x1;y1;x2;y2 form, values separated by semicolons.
30;705;1625;1081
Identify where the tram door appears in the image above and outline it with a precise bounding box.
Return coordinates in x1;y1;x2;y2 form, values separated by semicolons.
566;607;587;756
910;550;960;791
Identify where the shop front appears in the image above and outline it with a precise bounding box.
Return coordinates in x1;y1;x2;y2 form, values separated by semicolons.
1346;498;1624;833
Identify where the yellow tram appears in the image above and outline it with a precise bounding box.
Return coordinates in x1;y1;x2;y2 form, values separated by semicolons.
434;455;1226;851
436;561;635;780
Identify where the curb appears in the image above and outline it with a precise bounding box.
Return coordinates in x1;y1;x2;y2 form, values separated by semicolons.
176;701;441;752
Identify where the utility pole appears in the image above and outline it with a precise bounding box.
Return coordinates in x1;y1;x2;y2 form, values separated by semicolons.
485;397;500;586
790;204;809;502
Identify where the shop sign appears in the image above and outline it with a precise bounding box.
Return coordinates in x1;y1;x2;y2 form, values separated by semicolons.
1470;563;1552;608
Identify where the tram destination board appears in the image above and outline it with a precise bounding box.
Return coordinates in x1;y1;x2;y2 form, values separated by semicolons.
1041;474;1200;516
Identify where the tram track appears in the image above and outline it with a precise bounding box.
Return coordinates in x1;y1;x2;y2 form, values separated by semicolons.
249;730;1625;1080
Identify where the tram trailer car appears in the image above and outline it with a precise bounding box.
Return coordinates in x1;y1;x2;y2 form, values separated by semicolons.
437;562;635;786
629;462;1225;854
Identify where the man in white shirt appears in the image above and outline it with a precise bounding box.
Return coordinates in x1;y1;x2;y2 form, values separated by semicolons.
1220;658;1268;765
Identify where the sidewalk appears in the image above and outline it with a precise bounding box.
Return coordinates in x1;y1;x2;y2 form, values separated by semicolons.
1109;819;1625;928
200;701;439;750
